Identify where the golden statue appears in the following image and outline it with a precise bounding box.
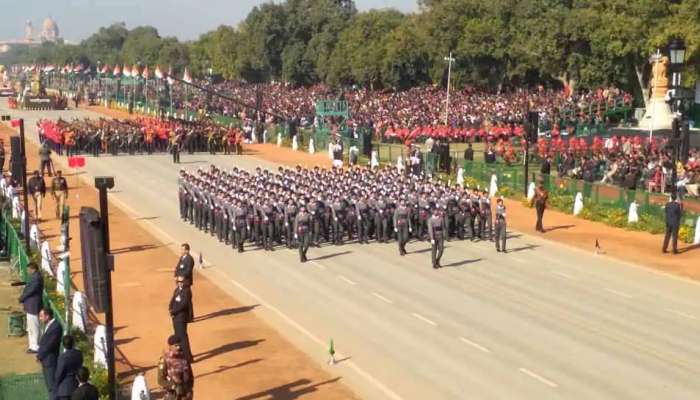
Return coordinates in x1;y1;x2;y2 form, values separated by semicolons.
651;55;669;98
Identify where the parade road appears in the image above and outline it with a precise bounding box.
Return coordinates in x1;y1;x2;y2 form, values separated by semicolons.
4;100;700;400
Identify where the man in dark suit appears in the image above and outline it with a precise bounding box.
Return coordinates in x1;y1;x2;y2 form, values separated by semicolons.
174;243;195;285
37;308;63;399
540;156;551;175
70;367;99;400
55;335;83;399
19;262;43;353
169;277;193;362
662;193;682;254
463;143;474;162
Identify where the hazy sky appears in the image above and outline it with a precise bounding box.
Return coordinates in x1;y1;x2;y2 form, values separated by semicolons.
0;0;419;42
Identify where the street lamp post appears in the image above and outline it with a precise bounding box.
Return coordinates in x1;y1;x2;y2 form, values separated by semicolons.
668;38;686;194
443;52;455;126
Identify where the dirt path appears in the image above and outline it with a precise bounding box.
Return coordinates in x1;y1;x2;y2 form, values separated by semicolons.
1;123;357;399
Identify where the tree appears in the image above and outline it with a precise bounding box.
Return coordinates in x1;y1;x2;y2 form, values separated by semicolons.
327;9;404;88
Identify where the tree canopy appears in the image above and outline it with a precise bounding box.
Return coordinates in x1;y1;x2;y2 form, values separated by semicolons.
1;0;698;98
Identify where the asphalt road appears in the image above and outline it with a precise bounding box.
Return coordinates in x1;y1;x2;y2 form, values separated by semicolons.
4;101;700;400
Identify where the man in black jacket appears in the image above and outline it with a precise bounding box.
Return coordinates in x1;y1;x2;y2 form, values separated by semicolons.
38;308;63;398
169;277;194;362
662;193;682;254
463;143;474;162
174;243;194;285
55;335;83;399
19;262;43;353
70;367;99;400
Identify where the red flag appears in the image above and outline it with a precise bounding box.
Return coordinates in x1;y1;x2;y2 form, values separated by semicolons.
183;67;192;83
113;65;121;76
10;119;21;128
154;65;163;79
142;65;150;79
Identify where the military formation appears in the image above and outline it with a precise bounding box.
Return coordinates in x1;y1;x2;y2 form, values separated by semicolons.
178;164;508;268
39;117;243;158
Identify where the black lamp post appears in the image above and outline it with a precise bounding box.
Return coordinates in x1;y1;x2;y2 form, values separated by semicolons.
668;38;686;194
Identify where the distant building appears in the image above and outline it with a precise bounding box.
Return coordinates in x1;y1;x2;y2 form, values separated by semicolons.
0;17;60;53
40;17;59;42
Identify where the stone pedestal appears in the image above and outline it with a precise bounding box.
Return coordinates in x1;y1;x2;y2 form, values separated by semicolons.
639;97;674;130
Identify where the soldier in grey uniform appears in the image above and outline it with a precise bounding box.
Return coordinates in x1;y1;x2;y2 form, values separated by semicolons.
294;204;312;262
259;197;276;251
417;192;431;240
374;194;389;243
494;197;507;252
355;193;370;244
308;193;322;247
284;197;298;248
331;194;347;245
479;190;492;241
233;199;249;253
428;207;445;269
393;198;412;256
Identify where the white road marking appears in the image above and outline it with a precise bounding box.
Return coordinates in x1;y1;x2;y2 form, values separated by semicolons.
666;309;698;320
519;367;558;388
310;261;326;270
372;292;393;304
338;275;357;286
459;337;491;353
551;271;575;280
411;312;437;326
605;288;633;299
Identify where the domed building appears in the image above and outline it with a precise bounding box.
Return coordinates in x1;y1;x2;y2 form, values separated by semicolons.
40;17;59;42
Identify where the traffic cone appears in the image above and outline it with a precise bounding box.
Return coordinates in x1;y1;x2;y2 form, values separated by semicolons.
328;338;336;365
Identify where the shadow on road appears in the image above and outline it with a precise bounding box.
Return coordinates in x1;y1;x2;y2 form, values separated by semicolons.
111;243;165;254
114;336;140;346
442;258;483;268
509;244;540;252
544;224;575;232
312;251;352;261
235;377;342;400
195;358;263;380
194;339;265;364
192;305;259;323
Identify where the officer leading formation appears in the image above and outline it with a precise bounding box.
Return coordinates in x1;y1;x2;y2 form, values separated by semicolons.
177;163;508;266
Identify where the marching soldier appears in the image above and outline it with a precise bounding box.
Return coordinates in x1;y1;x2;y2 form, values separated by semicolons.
284;197;298;248
428;207;445;269
294;204;312;262
233;198;249;253
259;197;275;251
479;190;492;241
417;192;431;240
355;193;370;244
494;197;507;252
331;195;346;245
374;194;389;243
393;198;412;256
